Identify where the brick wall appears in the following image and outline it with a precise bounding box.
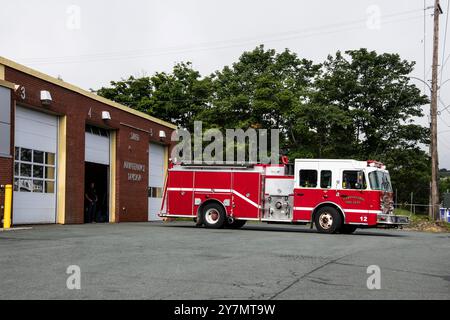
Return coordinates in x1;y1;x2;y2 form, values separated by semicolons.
4;67;174;224
0;89;14;223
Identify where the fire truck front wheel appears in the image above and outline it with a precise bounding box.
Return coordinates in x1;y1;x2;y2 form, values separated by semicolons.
202;203;226;229
314;207;342;234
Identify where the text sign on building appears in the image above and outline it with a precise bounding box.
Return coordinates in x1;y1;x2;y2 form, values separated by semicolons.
123;161;145;182
129;132;140;141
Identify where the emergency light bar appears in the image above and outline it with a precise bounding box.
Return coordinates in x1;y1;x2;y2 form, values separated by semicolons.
367;160;386;169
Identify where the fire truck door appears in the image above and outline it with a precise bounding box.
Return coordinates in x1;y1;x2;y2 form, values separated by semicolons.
336;169;370;224
293;164;319;221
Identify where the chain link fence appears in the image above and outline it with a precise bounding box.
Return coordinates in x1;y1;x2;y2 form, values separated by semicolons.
394;202;450;222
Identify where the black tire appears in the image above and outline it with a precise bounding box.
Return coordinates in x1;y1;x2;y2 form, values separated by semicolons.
226;219;246;229
339;225;357;234
314;206;342;234
202;203;226;229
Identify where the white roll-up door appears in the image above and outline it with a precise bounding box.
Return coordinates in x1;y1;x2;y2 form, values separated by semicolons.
13;106;58;224
148;143;165;221
85;125;110;165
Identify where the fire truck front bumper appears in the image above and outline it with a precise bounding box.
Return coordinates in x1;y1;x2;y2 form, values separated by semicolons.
376;213;410;227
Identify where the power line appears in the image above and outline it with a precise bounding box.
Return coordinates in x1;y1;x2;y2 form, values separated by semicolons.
439;0;450;95
440;52;450;71
439;113;450;126
439;103;450;113
438;135;450;148
425;0;428;92
438;95;450;112
424;1;439;81
16;9;424;66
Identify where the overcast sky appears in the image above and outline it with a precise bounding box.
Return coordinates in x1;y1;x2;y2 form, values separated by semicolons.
1;0;449;168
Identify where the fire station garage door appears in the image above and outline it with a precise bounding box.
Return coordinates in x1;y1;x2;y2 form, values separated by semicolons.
13;106;58;224
148;143;165;221
85;125;110;165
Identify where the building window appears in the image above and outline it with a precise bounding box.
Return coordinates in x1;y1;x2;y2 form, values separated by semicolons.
14;147;56;193
86;124;109;137
299;170;318;188
148;187;163;198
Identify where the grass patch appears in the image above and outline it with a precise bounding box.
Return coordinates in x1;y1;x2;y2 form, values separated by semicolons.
394;208;450;232
394;208;414;217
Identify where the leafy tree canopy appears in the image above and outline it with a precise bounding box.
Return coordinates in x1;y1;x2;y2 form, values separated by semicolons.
96;46;431;204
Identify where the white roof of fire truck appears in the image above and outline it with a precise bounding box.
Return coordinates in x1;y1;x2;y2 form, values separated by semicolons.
295;159;386;170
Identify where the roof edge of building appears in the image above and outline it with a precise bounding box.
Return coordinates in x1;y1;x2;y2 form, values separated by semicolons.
0;79;15;90
0;56;177;129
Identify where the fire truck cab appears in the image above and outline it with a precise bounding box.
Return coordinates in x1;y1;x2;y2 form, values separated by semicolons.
160;159;409;234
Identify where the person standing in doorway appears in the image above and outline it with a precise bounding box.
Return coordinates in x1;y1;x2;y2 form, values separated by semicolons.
85;182;98;223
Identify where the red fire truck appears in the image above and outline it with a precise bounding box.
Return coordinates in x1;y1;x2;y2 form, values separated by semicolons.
159;159;409;234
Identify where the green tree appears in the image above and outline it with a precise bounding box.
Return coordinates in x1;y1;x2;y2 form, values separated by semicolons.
439;171;450;197
314;49;429;157
207;45;320;156
96;62;212;129
314;49;430;204
96;46;431;204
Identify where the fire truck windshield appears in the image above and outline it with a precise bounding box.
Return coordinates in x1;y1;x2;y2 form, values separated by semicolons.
368;170;392;192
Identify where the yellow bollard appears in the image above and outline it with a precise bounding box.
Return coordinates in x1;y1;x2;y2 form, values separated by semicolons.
3;184;12;229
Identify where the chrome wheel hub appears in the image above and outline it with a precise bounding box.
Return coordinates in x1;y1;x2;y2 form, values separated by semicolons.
205;209;220;224
319;212;333;229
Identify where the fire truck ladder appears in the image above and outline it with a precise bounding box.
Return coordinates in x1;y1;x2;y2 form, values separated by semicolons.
178;162;255;170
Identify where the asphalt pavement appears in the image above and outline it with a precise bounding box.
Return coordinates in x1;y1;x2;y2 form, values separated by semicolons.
0;221;448;299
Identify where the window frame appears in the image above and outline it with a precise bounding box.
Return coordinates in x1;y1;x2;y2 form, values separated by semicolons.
320;170;333;189
298;169;318;188
148;186;163;198
341;169;367;190
14;146;56;194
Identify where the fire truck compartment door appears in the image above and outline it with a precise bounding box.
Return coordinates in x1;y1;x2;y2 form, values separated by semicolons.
167;170;194;216
231;172;261;219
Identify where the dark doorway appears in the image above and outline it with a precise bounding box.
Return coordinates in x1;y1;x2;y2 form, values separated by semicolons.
84;162;109;223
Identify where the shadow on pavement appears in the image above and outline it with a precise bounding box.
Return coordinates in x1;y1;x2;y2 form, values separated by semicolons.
160;222;409;238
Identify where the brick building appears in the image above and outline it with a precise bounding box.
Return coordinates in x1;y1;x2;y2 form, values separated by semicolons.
0;57;176;224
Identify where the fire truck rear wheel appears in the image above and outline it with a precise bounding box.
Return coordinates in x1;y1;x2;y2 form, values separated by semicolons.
314;207;342;234
202;203;226;229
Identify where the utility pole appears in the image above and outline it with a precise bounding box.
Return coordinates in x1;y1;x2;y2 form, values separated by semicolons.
430;0;443;220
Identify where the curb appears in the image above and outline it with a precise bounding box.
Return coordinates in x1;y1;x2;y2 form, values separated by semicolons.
0;227;33;232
